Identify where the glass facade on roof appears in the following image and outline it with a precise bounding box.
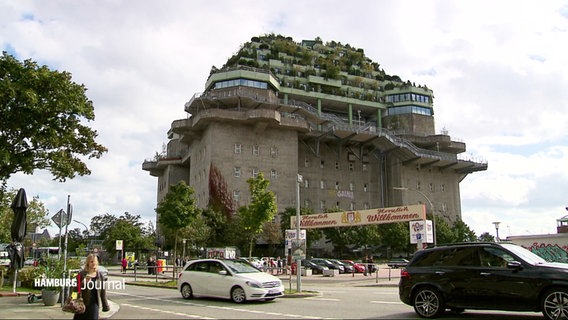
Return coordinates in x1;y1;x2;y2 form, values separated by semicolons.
214;78;268;90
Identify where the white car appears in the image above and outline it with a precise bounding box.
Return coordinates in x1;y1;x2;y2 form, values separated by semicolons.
177;259;284;303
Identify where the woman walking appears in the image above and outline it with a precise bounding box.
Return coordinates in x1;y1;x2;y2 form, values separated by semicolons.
72;254;110;320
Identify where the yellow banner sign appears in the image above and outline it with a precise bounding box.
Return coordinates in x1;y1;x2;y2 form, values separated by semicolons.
290;204;426;229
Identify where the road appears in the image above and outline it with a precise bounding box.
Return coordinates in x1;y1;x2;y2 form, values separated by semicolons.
105;276;544;319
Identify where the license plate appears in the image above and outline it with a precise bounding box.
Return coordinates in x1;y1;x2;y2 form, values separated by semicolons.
268;289;281;294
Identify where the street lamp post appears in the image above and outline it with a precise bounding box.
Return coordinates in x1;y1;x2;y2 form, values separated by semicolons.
182;239;187;260
393;187;436;247
73;219;89;253
296;174;303;293
492;222;501;242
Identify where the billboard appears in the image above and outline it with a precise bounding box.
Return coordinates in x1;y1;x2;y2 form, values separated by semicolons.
290;204;426;229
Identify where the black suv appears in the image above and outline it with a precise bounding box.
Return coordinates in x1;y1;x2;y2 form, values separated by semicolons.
399;242;568;319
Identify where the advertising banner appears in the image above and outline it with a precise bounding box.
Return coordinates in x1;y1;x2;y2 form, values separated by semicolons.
409;220;434;244
290;204;426;229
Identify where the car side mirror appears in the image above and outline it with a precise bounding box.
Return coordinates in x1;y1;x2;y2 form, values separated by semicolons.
218;270;228;275
507;261;522;269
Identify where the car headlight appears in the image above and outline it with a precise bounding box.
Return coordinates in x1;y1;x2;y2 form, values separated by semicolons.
245;281;262;288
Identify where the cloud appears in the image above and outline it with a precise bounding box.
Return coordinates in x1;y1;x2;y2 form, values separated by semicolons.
2;0;568;240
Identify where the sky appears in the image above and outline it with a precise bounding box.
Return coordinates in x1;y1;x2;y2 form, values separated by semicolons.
2;0;568;240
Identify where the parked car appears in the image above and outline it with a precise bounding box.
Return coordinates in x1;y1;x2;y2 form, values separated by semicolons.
177;259;284;303
399;242;568;319
0;251;11;267
301;259;328;274
310;258;344;273
327;259;353;273
386;258;409;268
241;257;263;269
341;260;366;273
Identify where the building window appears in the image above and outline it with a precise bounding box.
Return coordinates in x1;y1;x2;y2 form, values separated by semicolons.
304;158;309;167
320;160;324;168
253;145;259;156
252;168;259;178
362;164;367;171
270;146;278;158
364;202;369;209
234;143;241;154
304;199;310;207
429;183;434;191
234;167;241;177
336;201;340;208
233;190;240;201
417;182;421;191
364;184;368;192
350;202;355;210
320;200;326;210
349;182;354;191
320;180;325;189
335;162;340;169
270;169;278;178
304;179;309;188
335;181;340;190
349;163;354;171
441;184;445;192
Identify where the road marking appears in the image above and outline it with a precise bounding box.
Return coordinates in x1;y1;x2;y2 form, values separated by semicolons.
305;297;341;301
111;291;331;319
122;303;215;319
370;300;405;305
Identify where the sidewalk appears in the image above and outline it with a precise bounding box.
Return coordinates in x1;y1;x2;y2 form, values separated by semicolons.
0;291;120;319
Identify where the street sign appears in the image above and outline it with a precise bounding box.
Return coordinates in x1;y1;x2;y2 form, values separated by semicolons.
51;209;69;228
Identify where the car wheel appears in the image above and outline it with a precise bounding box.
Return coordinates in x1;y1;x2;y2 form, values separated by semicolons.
180;283;193;299
413;287;445;318
542;288;568;320
231;286;246;303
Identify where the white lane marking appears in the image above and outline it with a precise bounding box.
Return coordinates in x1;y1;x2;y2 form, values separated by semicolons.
370;300;405;305
111;291;330;319
122;303;215;319
305;297;341;302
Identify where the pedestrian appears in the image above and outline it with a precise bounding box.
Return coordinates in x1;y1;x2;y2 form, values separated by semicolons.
71;254;110;320
367;256;374;275
121;257;127;273
363;255;369;276
147;256;153;275
277;256;283;274
175;256;181;267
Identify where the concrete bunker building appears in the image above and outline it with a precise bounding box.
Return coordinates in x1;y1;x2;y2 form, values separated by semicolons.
143;35;487;239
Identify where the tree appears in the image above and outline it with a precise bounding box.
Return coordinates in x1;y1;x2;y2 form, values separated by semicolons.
156;181;200;255
238;172;277;257
0;52;107;184
478;232;496;242
0;188;51;243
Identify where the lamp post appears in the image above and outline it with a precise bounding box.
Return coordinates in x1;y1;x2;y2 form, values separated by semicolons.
492;222;501;242
182;239;187;261
73;219;89;253
296;174;303;293
393;187;436;247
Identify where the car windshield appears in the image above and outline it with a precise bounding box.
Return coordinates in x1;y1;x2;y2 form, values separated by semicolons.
501;243;547;264
223;259;261;273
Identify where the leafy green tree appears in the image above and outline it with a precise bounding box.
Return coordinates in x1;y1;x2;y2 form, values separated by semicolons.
452;219;477;242
478;232;496;242
0;52;107;183
0;188;51;243
238;172;277;257
98;212;153;256
156;181;200;256
90;213;118;239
